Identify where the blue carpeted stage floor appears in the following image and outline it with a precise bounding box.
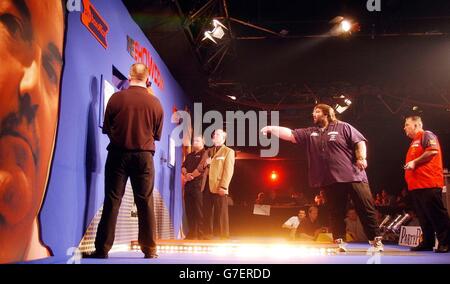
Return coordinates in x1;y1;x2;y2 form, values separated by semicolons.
35;239;450;264
77;246;449;264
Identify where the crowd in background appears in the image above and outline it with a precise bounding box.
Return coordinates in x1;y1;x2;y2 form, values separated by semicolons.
255;188;423;243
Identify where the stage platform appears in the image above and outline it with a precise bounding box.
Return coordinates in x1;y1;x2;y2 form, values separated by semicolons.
64;238;450;264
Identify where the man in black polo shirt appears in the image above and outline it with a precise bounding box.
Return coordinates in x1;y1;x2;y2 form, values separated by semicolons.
262;104;382;252
182;136;207;239
85;63;163;259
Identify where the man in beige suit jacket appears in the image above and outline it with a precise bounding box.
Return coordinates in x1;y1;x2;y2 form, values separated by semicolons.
189;129;235;239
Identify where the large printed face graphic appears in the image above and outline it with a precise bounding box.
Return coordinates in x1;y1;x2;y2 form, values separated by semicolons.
0;0;64;262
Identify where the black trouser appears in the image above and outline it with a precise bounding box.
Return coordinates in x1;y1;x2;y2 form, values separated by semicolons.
203;185;229;238
324;182;380;241
184;181;204;239
95;150;156;255
409;188;450;246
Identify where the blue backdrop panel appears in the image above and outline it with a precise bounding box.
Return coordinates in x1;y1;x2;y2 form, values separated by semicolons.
40;0;189;258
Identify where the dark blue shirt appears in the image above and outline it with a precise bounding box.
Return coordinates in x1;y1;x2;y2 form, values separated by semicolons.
292;121;368;188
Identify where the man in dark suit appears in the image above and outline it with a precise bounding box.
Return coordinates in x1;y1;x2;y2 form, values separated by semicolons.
182;136;206;239
85;63;163;258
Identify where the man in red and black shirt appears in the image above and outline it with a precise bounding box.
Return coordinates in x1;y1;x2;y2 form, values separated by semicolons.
404;115;450;253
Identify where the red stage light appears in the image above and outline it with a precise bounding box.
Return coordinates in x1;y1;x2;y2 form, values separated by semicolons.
270;171;278;182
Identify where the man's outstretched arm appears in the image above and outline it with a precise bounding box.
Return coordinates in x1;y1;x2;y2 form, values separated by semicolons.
261;126;296;143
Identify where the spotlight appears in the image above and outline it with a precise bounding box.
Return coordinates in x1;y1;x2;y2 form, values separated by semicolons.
279;29;289;36
386;214;403;232
379;215;392;232
330;16;359;36
411;106;423;114
333;95;352;114
340;20;351;32
202;19;228;44
379;213;412;236
391;213;411;234
227;95;237;101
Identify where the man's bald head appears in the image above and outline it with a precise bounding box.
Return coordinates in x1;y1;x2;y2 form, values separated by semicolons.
129;63;149;83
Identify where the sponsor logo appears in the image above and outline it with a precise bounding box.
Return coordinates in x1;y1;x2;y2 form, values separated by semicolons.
81;0;109;49
127;35;165;90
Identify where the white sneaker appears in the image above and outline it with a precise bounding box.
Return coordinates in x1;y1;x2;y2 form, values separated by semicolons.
335;238;348;252
368;236;384;252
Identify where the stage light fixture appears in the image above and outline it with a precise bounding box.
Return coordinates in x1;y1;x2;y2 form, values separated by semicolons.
341;20;351;32
411;105;424;114
330;16;359;36
202;19;228;44
391;213;411;234
379;215;392;232
334;95;352;114
386;214;403;232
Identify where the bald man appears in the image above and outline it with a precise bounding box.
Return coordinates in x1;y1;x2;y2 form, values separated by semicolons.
85;63;164;259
